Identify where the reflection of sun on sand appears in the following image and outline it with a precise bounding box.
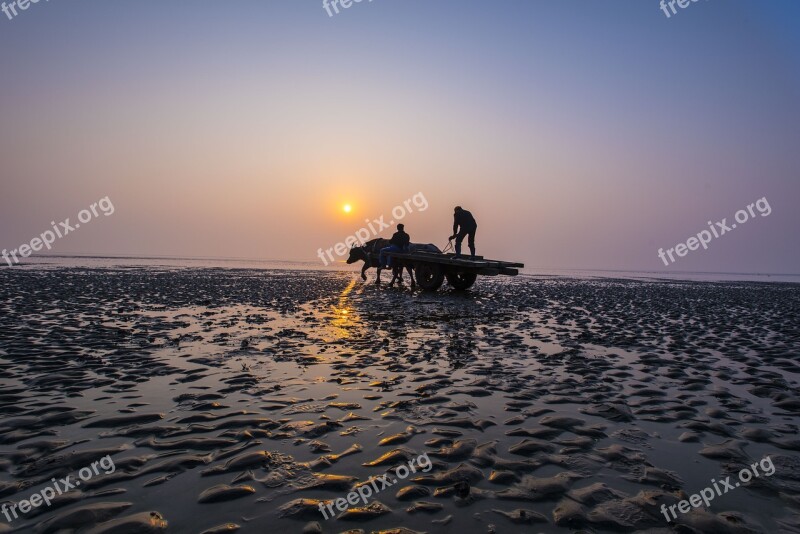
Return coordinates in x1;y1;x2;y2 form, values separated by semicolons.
328;278;361;339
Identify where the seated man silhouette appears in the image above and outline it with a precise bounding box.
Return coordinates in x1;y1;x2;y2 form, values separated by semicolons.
449;206;477;258
379;224;410;268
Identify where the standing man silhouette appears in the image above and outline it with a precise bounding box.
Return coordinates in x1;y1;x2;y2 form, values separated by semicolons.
449;206;477;259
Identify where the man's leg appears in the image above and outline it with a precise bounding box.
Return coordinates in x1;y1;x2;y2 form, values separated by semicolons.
468;227;476;258
390;245;401;266
455;230;467;257
390;262;402;287
384;245;400;267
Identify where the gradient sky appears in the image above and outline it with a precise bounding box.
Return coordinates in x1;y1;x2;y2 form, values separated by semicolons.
1;0;798;273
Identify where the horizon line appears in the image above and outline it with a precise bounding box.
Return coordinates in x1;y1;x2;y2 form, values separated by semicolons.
20;253;800;278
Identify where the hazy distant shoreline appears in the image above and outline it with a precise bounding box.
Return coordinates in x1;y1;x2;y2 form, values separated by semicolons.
4;255;799;284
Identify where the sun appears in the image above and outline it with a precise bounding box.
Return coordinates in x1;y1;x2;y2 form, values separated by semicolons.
343;204;352;213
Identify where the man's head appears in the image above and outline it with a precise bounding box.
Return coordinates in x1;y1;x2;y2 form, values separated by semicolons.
397;224;405;231
454;206;463;213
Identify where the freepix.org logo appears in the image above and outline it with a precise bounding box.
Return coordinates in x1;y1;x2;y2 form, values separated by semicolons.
2;197;115;267
657;197;771;267
661;455;775;522
319;453;432;520
659;0;706;19
1;455;116;523
1;0;51;22
323;0;374;18
316;192;428;266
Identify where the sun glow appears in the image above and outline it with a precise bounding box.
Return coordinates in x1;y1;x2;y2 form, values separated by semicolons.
343;204;352;213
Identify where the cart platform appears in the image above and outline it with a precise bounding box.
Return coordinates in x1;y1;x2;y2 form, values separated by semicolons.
382;250;524;290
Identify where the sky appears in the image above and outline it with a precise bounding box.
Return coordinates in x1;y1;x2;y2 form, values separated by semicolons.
0;0;798;273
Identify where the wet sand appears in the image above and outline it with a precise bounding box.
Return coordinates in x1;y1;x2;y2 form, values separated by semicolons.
0;267;798;533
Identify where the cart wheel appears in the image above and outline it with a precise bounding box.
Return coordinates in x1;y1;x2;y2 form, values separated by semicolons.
415;263;445;291
446;271;478;290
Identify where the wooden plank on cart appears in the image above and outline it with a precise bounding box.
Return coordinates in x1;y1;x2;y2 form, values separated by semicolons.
381;250;524;277
385;251;490;267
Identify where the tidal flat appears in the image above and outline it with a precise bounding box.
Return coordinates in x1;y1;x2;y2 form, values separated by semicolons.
0;268;798;533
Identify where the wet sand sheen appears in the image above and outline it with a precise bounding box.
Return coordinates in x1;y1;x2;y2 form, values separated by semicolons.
0;268;798;533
